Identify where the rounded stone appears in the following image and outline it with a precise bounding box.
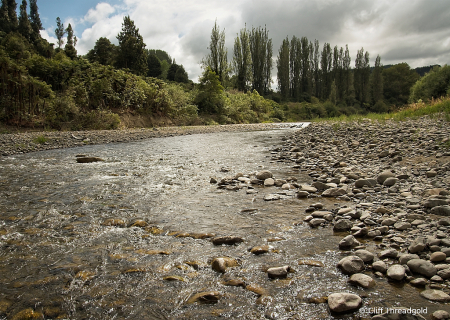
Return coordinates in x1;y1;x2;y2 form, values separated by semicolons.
387;264;406;281
420;290;450;302
327;293;362;313
354;249;375;263
407;259;437;278
267;265;290;279
256;170;273;180
372;261;387;273
432;310;450;320
348;273;376;288
337;256;365;275
430;252;447;262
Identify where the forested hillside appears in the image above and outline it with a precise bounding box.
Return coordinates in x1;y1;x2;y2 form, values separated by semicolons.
0;1;449;131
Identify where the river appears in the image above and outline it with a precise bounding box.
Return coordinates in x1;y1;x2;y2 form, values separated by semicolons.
0;125;440;319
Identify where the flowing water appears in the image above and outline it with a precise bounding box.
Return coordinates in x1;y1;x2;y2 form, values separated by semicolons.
0;125;442;319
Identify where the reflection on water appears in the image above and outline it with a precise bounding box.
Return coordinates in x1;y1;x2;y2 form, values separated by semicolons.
0;126;442;319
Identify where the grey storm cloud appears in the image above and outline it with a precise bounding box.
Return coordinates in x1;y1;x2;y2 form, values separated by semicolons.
52;0;450;82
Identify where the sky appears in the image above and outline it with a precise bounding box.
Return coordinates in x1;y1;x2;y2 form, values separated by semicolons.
37;0;450;83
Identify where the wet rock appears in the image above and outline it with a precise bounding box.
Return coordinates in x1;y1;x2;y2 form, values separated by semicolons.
432;310;450;320
246;284;268;296
163;276;185;282
379;248;398;259
409;237;426;253
337;256;365;274
348;273;376;288
223;278;245;288
354;249;375;263
410;278;427;287
387;264;406;281
187;291;221;304
211;257;239;273
256;170;273;180
264;178;275;187
10;308;44;320
398;254;420;265
333;219;353;232
431;206;450;216
309;218;326;228
407;259;437;278
372;261;387;273
430;252;447;262
297;191;309;198
383;177;399;187
322;187;347;197
437;268;450;279
212;236;244;245
298;260;324;267
377;170;396;184
267;265;291;279
264;194;281;201
102;218;126;227
420;290;450;302
250;245;269;255
327;293;362;313
128;219;148;228
76;156;104;163
339;235;361;249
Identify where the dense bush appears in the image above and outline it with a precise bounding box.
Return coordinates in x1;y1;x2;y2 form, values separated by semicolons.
410;65;450;102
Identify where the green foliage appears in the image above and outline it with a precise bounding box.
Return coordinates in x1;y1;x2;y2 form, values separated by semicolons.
202;20;228;84
33;135;47;144
410;65;450;102
64;23;77;59
195;67;225;114
86;37;116;65
383;63;419;106
115;16;147;76
147;53;161;77
73;110;121;130
55;17;65;49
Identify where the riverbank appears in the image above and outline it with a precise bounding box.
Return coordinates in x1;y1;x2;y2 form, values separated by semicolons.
268;115;450;317
0;123;301;157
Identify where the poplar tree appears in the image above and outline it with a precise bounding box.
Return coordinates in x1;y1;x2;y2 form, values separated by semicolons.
320;42;332;99
64;23;77;59
342;44;352;104
18;0;31;40
277;37;290;100
55;17;65;49
371;55;383;105
250;25;272;95
354;47;370;107
116;15;147;76
233;26;252;92
203;20;228;85
290;36;301;100
29;0;43;42
312;40;320;98
300;36;310;98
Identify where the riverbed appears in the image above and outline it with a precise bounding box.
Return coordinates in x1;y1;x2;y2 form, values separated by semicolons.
0;124;446;319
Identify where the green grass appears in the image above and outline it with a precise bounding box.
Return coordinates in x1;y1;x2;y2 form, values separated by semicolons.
314;97;450;124
33;135;48;144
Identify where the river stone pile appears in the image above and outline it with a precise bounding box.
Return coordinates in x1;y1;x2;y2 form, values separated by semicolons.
267;116;450;314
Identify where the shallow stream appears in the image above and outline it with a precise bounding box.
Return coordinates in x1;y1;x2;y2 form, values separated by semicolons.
0;125;442;319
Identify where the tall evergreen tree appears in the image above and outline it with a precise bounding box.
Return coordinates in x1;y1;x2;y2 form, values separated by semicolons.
55;17;65;49
116;15;147;76
174;64;189;83
29;0;43;42
202;20;228;85
233;26;252;92
276;37;290;100
7;0;17;31
64;23;77;59
0;1;11;33
167;62;179;81
18;0;31;40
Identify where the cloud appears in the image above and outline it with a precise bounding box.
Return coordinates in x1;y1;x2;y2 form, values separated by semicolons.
82;3;116;24
66;0;450;82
